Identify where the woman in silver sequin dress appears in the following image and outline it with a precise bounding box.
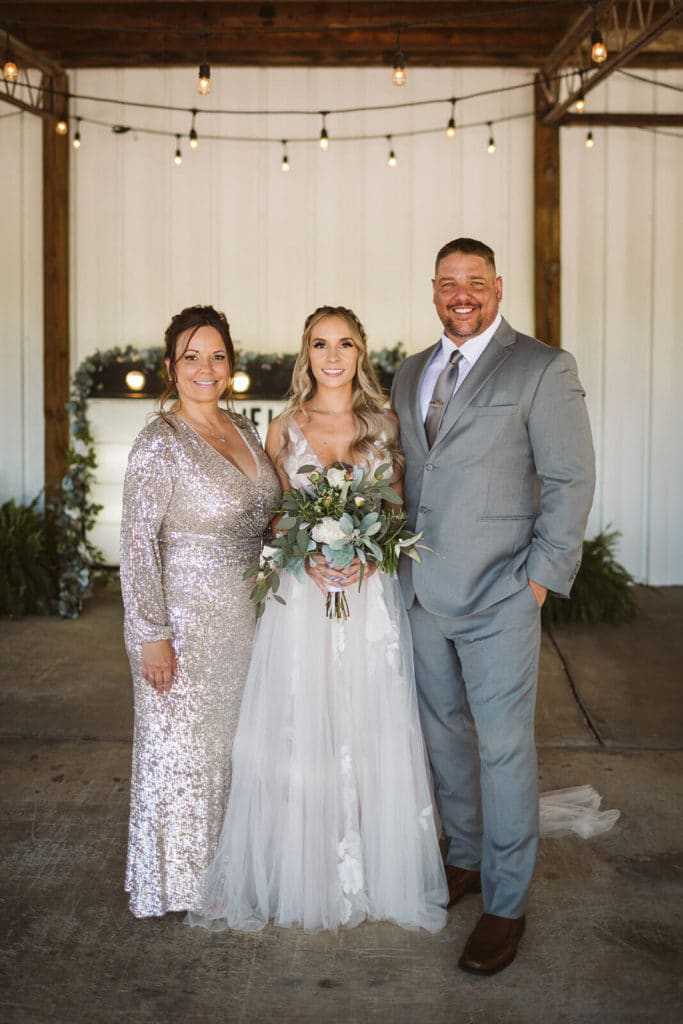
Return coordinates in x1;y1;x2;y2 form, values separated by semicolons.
189;306;449;933
120;305;281;918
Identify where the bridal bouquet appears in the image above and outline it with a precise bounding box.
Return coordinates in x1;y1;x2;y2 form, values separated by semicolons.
245;462;425;620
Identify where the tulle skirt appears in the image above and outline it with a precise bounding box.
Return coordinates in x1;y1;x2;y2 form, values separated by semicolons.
188;571;449;933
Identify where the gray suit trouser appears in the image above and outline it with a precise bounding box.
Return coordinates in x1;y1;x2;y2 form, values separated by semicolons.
408;584;541;919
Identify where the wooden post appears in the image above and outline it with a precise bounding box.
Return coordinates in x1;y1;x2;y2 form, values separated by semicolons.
43;72;70;495
534;75;561;348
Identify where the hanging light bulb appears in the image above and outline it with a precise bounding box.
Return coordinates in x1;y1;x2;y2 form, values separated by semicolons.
590;2;608;63
446;99;456;139
197;32;211;94
281;140;290;173
392;29;407;86
591;32;607;63
487;122;496;154
3;31;17;83
197;63;211;95
387;135;397;168
585;131;595;149
189;109;199;151
55;115;68;136
174;134;183;165
72;117;82;150
319;113;329;151
577;69;589;113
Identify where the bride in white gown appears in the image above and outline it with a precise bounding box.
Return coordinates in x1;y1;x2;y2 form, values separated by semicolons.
188;305;619;936
189;305;449;933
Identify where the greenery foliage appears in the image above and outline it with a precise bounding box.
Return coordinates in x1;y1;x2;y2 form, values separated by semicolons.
0;498;56;619
52;345;160;618
542;529;639;628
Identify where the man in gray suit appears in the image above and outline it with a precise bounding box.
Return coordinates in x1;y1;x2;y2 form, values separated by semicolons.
391;237;595;974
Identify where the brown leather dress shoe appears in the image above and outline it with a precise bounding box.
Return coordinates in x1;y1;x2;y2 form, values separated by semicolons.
458;912;526;975
444;865;482;908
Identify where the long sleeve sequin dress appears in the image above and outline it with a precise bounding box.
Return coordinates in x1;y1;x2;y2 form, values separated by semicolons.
120;411;281;918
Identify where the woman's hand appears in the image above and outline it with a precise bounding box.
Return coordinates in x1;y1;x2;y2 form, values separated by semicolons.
305;553;375;595
141;640;176;695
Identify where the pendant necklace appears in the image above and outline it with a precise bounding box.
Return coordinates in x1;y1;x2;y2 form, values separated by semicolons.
182;412;228;443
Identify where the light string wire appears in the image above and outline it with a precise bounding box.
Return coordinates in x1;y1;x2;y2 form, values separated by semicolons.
3;66;681;144
4;66;561;118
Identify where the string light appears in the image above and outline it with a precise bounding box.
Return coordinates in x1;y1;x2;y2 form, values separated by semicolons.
319;113;329;151
281;140;290;173
197;35;211;95
3;30;17;83
189;109;199;150
386;135;397;167
72;117;82;149
446;98;456;139
174;134;182;165
197;63;211;95
590;1;608;63
55;115;68;136
392;30;407;87
585;130;595;149
574;69;586;113
487;122;496;154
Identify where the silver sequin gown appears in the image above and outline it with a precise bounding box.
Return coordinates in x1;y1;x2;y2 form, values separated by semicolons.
120;411;281;918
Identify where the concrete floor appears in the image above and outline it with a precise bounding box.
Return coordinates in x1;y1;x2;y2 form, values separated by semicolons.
1;585;681;1024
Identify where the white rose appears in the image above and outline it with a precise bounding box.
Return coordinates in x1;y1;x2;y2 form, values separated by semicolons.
311;517;349;545
71;440;89;457
326;467;347;488
261;545;278;559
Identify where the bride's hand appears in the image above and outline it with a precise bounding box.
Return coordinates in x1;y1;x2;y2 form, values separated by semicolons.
305;553;339;595
305;553;374;594
339;556;375;588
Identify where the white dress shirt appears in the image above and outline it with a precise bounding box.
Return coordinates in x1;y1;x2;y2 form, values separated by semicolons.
419;313;502;421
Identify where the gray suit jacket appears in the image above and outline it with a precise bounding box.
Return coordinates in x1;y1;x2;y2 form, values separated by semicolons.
391;317;596;618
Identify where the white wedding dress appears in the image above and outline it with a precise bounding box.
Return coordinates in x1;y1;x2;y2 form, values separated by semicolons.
188;423;449;933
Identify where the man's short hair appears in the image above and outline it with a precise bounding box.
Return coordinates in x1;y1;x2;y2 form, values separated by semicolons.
435;238;496;275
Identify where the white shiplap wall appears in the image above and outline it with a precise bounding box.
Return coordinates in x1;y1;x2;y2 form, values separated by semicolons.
0;68;681;580
68;66;536;363
0;110;43;504
561;71;683;584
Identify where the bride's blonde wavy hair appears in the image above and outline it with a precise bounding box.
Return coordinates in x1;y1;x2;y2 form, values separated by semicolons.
274;305;404;475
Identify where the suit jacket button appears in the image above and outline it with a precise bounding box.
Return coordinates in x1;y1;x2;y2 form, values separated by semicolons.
419;505;429;513
425;463;434;471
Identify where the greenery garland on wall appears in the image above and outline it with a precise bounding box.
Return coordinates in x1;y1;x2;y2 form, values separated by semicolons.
53;344;163;618
53;341;407;618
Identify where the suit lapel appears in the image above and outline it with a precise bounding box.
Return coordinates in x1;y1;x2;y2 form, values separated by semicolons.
431;318;517;448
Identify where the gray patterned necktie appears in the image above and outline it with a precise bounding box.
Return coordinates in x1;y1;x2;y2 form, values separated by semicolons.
424;349;463;447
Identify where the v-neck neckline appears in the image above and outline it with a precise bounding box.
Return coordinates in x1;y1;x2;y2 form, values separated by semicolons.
290;417;335;470
175;413;261;484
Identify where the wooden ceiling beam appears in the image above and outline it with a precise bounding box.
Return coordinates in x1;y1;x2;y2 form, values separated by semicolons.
0;30;64;118
1;2;681;68
537;1;683;124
